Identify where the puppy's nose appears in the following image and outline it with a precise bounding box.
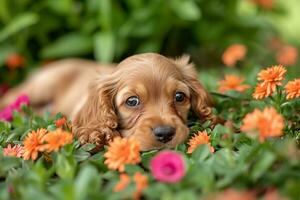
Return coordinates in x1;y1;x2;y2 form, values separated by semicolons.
153;125;175;143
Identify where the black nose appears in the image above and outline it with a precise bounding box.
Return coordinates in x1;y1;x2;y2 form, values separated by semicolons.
153;125;176;143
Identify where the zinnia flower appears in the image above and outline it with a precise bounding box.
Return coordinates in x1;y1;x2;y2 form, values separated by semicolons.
276;45;298;66
150;151;185;183
241;107;284;142
41;128;73;152
285;79;300;99
114;173;131;192
133;172;148;200
257;65;287;94
23;128;47;160
0;94;30;121
187;130;214;154
218;75;250;93
5;53;25;70
222;44;247;67
3;144;23;158
253;82;271;99
104;137;141;172
55;117;67;127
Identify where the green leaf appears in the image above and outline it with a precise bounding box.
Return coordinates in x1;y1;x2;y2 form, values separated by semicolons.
191;144;211;162
0;157;22;175
0;43;16;66
41;33;93;58
171;0;201;21
0;13;39;42
251;150;276;181
55;153;76;179
74;165;101;200
94;31;115;63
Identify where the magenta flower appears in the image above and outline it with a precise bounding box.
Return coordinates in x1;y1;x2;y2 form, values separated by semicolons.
0;94;30;121
150;151;186;183
13;94;30;108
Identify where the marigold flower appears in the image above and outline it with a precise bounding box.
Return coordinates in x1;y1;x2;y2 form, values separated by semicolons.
250;0;273;10
55;117;67;127
114;173;131;192
241;107;284;142
150;151;185;183
23;128;47;160
133;172;148;200
276;45;298;66
187;130;214;154
222;44;247;67
253;82;272;99
5;53;25;70
104;137;141;172
257;65;286;92
285;79;300;100
218;75;250;93
41;128;73;152
3;144;23;158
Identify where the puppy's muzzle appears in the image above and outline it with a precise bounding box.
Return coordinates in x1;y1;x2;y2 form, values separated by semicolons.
153;125;176;143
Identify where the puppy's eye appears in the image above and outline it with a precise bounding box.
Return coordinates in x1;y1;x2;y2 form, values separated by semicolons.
174;92;185;102
125;96;140;107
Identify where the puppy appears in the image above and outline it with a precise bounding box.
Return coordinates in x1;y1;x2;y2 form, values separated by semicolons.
0;53;215;151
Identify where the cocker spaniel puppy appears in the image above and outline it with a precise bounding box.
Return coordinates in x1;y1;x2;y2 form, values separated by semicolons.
0;53;215;151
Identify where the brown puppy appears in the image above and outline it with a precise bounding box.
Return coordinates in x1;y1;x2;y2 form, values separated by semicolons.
0;53;214;151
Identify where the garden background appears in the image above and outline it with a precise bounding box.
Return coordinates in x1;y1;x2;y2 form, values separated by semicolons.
0;0;300;200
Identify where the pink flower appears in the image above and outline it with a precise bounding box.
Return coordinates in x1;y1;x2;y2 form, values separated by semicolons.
12;94;30;109
150;151;186;183
3;144;23;158
0;94;30;121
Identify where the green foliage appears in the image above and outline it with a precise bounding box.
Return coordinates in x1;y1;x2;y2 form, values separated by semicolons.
1;0;296;85
0;86;299;199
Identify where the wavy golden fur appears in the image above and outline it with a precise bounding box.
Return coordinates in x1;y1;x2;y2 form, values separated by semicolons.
0;53;216;151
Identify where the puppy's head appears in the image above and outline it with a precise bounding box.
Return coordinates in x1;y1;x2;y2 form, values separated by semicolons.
73;53;214;151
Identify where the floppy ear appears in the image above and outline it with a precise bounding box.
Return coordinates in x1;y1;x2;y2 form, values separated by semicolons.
173;55;216;123
72;75;120;150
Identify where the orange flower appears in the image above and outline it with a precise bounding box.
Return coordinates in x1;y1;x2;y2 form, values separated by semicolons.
276;45;298;66
133;172;148;200
41;128;73;152
114;173;131;192
104;137;141;172
213;188;256;200
55;117;67;127
218;75;250;93
3;144;23;158
187;130;214;154
257;65;287;95
222;44;247;67
23;128;47;160
285;79;300;100
253;82;271;99
241;107;284;142
263;188;288;200
251;0;273;10
5;53;25;70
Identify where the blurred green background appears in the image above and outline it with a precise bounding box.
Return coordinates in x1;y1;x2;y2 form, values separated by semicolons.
0;0;299;87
